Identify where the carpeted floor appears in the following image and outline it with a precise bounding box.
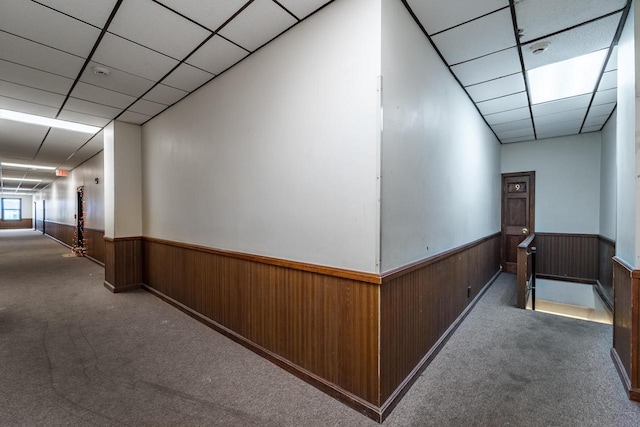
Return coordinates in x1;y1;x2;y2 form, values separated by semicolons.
1;229;639;426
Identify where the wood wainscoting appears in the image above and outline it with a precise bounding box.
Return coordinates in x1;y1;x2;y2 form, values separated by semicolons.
84;228;105;265
104;236;142;293
611;257;640;401
141;232;501;421
0;218;33;229
597;236;615;310
44;220;75;247
534;233;598;282
35;219;44;233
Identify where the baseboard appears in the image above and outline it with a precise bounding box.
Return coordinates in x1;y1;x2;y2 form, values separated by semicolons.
536;274;596;284
611;347;640;400
44;233;73;250
103;280;142;293
85;255;105;267
595;280;613;312
379;269;501;421
141;284;383;422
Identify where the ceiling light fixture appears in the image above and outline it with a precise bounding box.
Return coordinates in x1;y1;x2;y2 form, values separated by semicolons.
0;192;32;196
93;65;111;76
1;162;56;171
530;42;550;55
2;177;42;182
527;49;608;104
0;109;101;134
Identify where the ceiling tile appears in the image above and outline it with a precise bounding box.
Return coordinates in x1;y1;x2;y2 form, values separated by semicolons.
484;106;530;125
406;0;509;35
0;96;59;118
534;108;587;126
0;121;49;157
162;63;214;92
92;33;179;81
0;31;84;79
0;80;65;109
218;0;298;52
492;118;533;133
531;94;591;116
156;0;247;32
70;82;137;109
64;98;121;119
588;102;616;117
598;70;617;91
495;126;535;140
187;35;249;75
583;114;609;128
108;0;211;60
276;0;330;19
536;119;583;139
522;15;620;70
451;47;521;86
128;99;166;116
432;8;515;65
0;1;100;57
582;125;604;133
142;84;188;105
60;135;104;170
592;88;617;105
58;110;112;127
606;46;618;71
0;59;74;95
36;0;119;28
119;110;151;125
516;0;626;43
466;73;525;103
477;92;528;115
502;135;536;144
80;61;155;98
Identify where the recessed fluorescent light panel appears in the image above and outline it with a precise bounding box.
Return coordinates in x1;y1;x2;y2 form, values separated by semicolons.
1;162;56;170
2;177;42;182
0;109;101;134
527;49;608;104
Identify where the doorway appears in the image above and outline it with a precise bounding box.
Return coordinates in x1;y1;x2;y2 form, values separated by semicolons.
501;172;535;273
74;186;85;255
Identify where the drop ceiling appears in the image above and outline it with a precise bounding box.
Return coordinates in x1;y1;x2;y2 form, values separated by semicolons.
0;0;630;195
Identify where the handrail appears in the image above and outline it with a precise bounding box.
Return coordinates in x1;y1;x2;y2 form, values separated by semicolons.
516;233;536;309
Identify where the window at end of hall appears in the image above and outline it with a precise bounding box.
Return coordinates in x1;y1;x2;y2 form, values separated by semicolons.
1;198;21;220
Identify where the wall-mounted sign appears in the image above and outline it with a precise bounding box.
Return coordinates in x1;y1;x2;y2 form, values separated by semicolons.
55;169;68;177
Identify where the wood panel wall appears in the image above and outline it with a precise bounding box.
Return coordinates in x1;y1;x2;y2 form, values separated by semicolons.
44;221;75;247
598;236;615;309
140;232;501;421
379;233;501;414
35;219;44;233
104;237;142;293
84;228;105;265
534;233;598;282
0;218;33;229
611;257;640;401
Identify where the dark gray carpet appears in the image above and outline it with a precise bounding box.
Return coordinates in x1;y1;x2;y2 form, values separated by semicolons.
1;230;639;426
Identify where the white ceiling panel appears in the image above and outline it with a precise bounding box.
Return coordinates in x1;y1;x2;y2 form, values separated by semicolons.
41;128;91;149
516;0;626;43
0;1;100;57
484;107;531;125
60;138;104;170
477;92;528;115
277;0;330;19
0;31;84;79
592;88;617;105
36;0;119;28
522;15;620;70
0;121;49;150
583;114;609;128
432;8;515;65
64;98;121;119
534;108;587;126
466;73;525;103
491;118;533;133
598;70;617;91
451;47;521;86
582;125;604;133
218;0;298;52
0;81;65;109
128;99;166;116
0;59;73;95
157;0;247;32
119;110;151;125
536;119;583;139
0;96;59;118
79;61;155;98
70;82;137;109
606;46;618;71
58;110;112;127
531;94;591;116
35;145;80;164
108;0;211;60
92;33;179;81
142;84;188;106
162;63;214;92
407;0;509;35
502;135;536;144
187;35;249;75
495;126;535;140
588;102;616;117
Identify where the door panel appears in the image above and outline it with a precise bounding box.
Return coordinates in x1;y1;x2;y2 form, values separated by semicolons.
502;172;535;273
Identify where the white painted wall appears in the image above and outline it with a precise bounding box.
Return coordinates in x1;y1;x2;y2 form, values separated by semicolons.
616;1;637;265
600;110;617;241
501;133;601;234
142;0;381;272
380;0;501;272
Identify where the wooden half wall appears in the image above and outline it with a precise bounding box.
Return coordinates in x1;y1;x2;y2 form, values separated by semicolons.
43;220;105;265
0;218;33;229
140;232;501;421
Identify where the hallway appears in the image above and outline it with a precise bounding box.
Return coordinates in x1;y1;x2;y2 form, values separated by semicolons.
1;230;639;426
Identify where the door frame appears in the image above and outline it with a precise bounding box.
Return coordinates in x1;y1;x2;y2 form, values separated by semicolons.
501;171;536;272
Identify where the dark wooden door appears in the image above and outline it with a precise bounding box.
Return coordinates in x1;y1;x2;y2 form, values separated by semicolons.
502;172;535;273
